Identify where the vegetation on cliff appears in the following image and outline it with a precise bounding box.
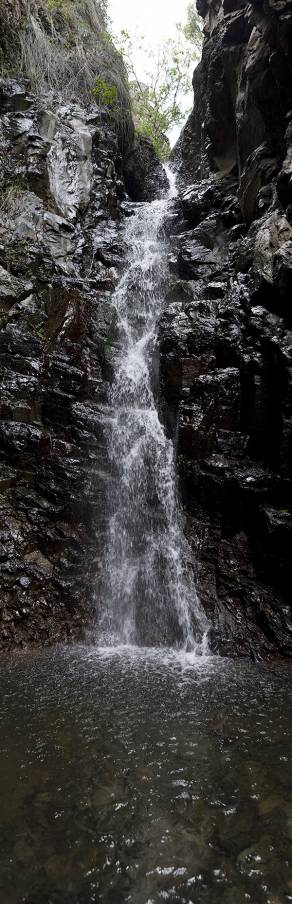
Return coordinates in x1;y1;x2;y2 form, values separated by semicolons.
115;5;202;160
0;2;121;107
0;0;134;151
0;0;202;162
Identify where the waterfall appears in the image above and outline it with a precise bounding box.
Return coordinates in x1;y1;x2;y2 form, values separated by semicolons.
98;170;208;653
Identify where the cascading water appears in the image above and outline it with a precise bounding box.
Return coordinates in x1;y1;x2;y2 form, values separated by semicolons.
99;169;208;652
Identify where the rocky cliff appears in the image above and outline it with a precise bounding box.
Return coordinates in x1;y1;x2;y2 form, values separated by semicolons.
160;0;292;657
1;0;291;659
0;0;165;648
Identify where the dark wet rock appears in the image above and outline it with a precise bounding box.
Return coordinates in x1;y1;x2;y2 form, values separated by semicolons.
160;0;292;659
123;134;169;202
181;175;240;228
0;3;168;651
239;144;279;223
0;76;131;650
273;240;292;310
1;4;292;661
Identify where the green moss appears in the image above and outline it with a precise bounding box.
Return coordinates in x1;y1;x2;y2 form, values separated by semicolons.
33;321;48;341
46;0;68;8
44;0;72;21
92;77;118;107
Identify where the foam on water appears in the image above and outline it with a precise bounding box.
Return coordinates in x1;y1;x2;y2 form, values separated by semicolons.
98;168;208;653
89;642;213;674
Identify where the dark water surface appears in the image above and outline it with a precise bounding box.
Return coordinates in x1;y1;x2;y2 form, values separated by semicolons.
0;646;291;904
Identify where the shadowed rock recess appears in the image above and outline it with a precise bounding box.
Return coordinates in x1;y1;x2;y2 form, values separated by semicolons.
162;0;292;658
0;0;165;648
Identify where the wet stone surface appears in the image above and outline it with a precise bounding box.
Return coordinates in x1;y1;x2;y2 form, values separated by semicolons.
0;645;291;904
0;77;166;651
161;0;292;658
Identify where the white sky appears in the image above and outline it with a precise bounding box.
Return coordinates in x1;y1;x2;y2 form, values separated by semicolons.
108;0;196;144
108;0;192;46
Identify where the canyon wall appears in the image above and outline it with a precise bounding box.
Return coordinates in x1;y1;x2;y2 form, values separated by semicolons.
160;0;292;657
1;0;291;658
0;1;165;648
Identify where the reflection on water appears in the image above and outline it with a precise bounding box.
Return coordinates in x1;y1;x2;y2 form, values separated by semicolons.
0;646;291;903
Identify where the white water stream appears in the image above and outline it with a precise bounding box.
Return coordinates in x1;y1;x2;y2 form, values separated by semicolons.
99;169;208;653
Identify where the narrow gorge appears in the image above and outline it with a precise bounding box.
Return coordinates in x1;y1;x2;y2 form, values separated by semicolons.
0;0;291;659
0;2;292;902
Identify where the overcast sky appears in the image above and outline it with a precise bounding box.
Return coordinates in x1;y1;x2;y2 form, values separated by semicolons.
108;0;196;144
108;0;192;47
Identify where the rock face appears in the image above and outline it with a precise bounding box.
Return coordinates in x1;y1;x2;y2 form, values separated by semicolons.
1;0;291;661
0;59;166;645
123;134;169;201
160;0;292;658
0;78;127;647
